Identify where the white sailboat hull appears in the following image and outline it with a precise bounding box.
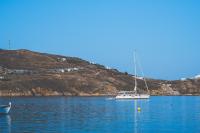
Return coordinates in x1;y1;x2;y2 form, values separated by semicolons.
0;102;11;114
116;94;150;99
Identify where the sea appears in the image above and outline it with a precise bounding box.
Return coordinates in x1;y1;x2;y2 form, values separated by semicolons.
0;96;200;133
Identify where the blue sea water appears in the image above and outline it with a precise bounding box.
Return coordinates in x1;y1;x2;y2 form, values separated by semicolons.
0;96;200;133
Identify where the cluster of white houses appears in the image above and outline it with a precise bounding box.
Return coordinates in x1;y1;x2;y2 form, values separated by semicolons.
7;67;81;74
50;67;80;73
0;65;80;76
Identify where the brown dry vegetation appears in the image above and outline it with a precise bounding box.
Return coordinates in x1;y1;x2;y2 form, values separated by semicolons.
0;49;199;96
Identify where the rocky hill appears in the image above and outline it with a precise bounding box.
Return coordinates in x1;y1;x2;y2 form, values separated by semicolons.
0;49;199;96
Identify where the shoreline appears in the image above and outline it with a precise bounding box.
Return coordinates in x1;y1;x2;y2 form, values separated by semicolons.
0;94;199;97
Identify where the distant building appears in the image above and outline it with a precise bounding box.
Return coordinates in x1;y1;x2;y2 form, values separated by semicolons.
58;69;65;73
194;75;200;79
180;78;186;81
106;66;111;70
57;57;66;62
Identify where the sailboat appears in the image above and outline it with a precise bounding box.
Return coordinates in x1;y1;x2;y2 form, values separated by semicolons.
0;102;11;114
116;51;150;99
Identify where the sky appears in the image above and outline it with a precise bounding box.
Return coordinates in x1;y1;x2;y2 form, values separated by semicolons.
0;0;200;80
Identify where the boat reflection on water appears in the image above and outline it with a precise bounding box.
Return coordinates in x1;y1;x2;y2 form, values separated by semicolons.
134;100;140;133
0;115;11;133
133;99;149;133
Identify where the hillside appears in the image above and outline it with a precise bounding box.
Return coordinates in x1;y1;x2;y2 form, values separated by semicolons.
0;49;200;96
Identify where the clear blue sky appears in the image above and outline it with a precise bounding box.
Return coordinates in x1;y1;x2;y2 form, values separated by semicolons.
0;0;200;80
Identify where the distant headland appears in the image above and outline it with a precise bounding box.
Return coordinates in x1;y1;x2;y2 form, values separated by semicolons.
0;49;199;96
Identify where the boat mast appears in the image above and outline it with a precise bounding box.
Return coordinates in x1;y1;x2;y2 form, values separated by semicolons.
134;50;137;92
